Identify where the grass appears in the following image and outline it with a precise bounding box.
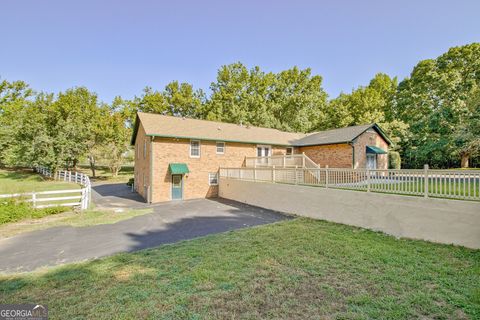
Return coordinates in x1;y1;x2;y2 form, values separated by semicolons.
1;218;478;319
77;165;133;183
371;179;480;199
0;169;81;194
0;198;69;225
0;208;152;239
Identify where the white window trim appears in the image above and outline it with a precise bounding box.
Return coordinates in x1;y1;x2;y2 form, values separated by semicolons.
208;172;219;186
190;140;201;158
256;145;272;157
216;141;225;154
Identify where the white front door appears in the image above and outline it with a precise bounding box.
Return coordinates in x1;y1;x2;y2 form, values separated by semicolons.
366;154;377;169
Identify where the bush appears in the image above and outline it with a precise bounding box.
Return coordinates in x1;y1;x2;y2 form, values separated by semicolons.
389;151;401;169
0;198;68;225
126;178;134;187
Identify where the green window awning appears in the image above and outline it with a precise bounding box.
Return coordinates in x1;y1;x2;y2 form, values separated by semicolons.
169;163;190;174
366;146;387;154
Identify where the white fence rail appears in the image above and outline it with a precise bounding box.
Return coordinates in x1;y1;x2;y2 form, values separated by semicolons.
245;153;319;168
219;165;480;201
0;167;92;210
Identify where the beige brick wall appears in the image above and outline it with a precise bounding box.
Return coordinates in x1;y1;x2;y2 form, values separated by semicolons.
299;144;353;168
353;129;389;169
133;123;151;200
133;126;389;202
149;138;290;202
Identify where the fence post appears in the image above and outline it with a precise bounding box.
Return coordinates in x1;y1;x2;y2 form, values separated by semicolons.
367;168;370;192
32;192;36;208
283;156;286;168
272;166;276;182
302;152;305;168
294;166;298;184
81;188;86;210
325;165;329;188
254;168;256;181
424;164;429;198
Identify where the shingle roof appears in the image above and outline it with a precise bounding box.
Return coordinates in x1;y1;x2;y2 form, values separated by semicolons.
131;113;392;146
292;124;391;146
133;112;306;146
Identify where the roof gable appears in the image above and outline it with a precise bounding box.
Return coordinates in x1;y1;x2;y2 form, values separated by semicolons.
292;123;391;146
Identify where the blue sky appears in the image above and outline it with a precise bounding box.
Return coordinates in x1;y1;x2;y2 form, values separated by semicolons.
1;0;479;103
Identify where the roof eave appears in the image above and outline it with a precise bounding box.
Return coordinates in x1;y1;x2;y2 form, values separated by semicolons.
130;114;141;146
350;123;393;146
293;141;352;147
146;133;293;147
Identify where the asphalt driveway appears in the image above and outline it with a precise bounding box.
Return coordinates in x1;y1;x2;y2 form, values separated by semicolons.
0;198;289;273
91;182;148;209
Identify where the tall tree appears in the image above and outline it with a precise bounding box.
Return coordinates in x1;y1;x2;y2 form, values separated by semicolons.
204;63;328;132
50;87;100;170
0;79;36;166
396;43;480;168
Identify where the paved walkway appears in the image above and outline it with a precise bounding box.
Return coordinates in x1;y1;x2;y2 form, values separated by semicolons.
0;198;289;273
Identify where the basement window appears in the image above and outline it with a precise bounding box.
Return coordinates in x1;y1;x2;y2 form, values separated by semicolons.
190;140;200;158
286;147;293;155
209;172;219;185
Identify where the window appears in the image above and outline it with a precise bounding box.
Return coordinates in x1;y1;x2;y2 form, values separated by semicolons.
190;140;200;158
286;147;293;155
216;142;225;154
143;140;147;159
208;172;218;185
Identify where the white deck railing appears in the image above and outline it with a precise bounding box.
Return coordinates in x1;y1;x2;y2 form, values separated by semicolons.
245;154;319;168
0;167;92;210
219;165;480;201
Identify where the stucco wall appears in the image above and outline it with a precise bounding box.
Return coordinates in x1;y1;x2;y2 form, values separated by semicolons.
219;178;480;249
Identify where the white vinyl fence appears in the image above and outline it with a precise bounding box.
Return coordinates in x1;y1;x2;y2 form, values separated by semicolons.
0;167;91;210
219;165;480;201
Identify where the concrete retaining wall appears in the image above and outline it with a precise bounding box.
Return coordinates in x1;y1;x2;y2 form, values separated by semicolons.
219;178;480;249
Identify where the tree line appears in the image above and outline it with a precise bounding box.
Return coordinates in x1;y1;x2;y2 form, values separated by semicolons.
0;43;479;173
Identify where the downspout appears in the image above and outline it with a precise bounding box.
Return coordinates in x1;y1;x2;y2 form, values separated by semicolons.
149;136;154;203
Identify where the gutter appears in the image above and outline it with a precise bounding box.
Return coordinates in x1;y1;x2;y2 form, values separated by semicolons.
145;133;293;147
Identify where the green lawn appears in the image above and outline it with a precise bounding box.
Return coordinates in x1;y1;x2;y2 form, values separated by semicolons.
76;165;134;183
0;169;80;194
370;179;480;199
0;208;152;239
1;219;478;319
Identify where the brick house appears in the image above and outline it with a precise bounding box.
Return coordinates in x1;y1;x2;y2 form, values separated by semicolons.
132;112;391;203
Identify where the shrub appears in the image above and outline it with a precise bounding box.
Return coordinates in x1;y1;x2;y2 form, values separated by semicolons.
126;178;134;187
0;198;68;225
389;151;401;169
